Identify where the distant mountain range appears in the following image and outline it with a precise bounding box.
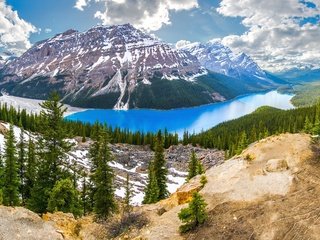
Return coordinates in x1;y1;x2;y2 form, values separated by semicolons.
274;68;320;83
0;24;285;110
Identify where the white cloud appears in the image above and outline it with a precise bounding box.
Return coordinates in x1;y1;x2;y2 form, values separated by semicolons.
74;0;90;11
0;1;37;56
75;0;198;31
217;0;320;71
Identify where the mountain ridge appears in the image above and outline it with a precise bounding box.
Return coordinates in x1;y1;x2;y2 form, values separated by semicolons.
0;24;284;110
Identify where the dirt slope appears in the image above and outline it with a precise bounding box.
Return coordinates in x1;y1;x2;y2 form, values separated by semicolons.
136;133;320;240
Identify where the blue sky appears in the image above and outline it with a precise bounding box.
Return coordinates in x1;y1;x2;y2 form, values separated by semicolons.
1;0;320;71
6;0;246;44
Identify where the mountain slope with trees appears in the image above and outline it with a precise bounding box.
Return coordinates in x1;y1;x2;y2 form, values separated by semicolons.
185;103;320;156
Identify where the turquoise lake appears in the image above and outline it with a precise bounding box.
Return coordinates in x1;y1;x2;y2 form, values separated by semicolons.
66;91;294;136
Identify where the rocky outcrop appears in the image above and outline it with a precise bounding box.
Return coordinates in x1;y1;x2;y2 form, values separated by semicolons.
68;140;225;205
0;206;63;240
265;158;289;172
132;133;320;240
157;176;203;212
42;212;104;240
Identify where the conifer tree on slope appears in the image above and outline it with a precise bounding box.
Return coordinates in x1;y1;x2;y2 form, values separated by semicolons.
187;150;204;181
143;132;168;203
90;129;116;220
143;161;160;204
153;132;168;200
18;128;26;204
178;192;207;233
3;124;20;206
47;178;82;217
123;173;132;214
24;138;36;201
80;170;90;215
0;148;4;204
187;150;198;180
28;92;72;213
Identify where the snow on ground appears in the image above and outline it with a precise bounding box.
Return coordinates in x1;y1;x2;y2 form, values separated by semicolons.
0;94;86;116
0;122;188;206
167;174;187;193
68;145;188;205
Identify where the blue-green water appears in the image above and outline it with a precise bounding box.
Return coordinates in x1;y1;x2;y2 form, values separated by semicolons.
66;91;294;136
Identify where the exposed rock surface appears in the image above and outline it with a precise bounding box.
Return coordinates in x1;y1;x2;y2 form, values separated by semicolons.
131;133;320;240
68;139;225;205
1;134;319;240
42;212;103;240
178;41;275;87
0;206;63;240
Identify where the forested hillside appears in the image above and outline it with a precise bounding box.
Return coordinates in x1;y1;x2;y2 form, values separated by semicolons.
185;104;320;157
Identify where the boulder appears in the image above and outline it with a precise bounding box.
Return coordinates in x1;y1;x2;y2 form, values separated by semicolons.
0;206;63;240
265;159;289;172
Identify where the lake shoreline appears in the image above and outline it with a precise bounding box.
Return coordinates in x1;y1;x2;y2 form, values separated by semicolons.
66;91;295;137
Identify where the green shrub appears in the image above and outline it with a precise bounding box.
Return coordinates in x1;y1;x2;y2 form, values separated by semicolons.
178;192;207;233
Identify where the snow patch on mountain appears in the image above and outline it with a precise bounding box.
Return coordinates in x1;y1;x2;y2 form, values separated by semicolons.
177;40;269;82
0;94;85;116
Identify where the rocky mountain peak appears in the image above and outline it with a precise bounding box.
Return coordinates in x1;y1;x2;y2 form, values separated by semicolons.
0;24;207;110
178;40;268;81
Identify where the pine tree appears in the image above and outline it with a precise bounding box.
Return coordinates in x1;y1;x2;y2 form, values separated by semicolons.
143;161;160;204
18;128;26;204
25;138;36;201
187;150;204;181
38;92;72;183
303;116;313;133
3;125;20;206
90;129;116;220
80;171;89;215
28;92;72;213
82;127;86;143
178;192;207;233
143;132;168;204
197;159;204;175
312;112;320;135
47;178;82;217
0;148;3;204
187;150;198;180
236;131;248;155
152;132;168;200
123;173;132;214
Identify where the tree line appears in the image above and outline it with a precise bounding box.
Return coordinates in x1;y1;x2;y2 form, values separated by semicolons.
0;102;179;149
184;103;320;157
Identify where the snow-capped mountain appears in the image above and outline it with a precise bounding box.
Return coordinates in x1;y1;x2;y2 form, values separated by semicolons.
0;24;284;110
0;24;215;109
178;41;276;87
